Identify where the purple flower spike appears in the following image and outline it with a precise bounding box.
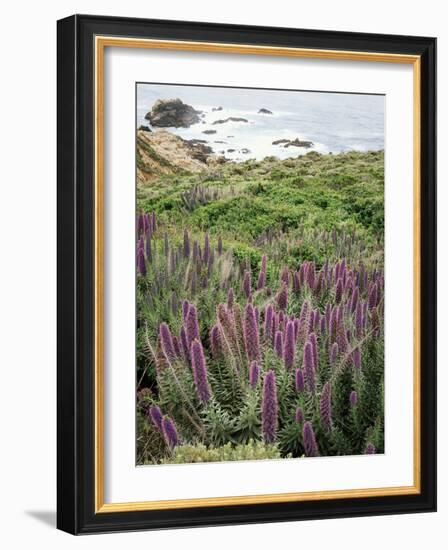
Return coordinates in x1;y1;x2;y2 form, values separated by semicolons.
350;286;359;313
203;233;211;264
257;254;267;290
179;326;189;360
217;235;223;255
137;236;144;252
210;325;221;359
303;341;315;392
295;368;305;392
276;283;288;311
186;304;200;347
137;248;146;277
244;302;260;362
262;370;278;444
295;407;303;423
352;347;361;369
283;320;296;370
335;277;344;304
264;304;274;340
190;339;212;404
320;382;332;430
159;322;176;362
137;213;145;235
149;405;163;431
364;442;376;455
309;332;319;371
274;330;284;358
302;421;319;457
182;300;190;322
227;287;234;310
183;228;190;258
162;416;179;448
330;342;339;366
355;300;364;338
368;283;378;310
249;361;261;389
349;391;358;406
243;270;252;299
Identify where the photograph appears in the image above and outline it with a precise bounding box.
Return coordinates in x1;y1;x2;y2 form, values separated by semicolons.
135;83;385;466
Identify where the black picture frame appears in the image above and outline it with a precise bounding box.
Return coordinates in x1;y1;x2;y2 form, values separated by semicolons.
57;14;436;535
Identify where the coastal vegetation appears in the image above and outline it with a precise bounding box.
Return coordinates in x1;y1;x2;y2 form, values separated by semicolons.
135;127;384;466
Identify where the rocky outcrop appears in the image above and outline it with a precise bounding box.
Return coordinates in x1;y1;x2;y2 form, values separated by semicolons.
137;130;214;184
272;137;314;148
258;108;273;114
212;117;248;125
138;125;152;132
212;106;223;112
145;98;202;128
202;129;217;135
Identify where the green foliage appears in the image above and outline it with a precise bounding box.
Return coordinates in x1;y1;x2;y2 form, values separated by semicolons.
136;149;385;465
162;440;283;464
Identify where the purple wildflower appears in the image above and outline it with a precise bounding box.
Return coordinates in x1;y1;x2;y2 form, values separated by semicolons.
302;421;319;457
276;283;288;311
137;213;145;235
137;248;146;277
159;322;176;362
264;304;274;341
352;346;361;369
217;235;223;255
243;302;260;362
309;332;319;371
295;407;303;423
364;442;376;455
162;416;179;448
182;300;190;322
262;370;278;444
349;391;358;406
330;342;339;366
227;287;234;310
149;405;163;431
303;341;315;392
190;339;212;404
320;382;332;430
203;233;211;264
179;326;189;360
295;368;305;392
183;228;190;258
274;330;283;358
210;325;221;359
355;300;364;338
350;286;359;313
249;361;261;389
368;283;378;310
243;270;252;299
335;277;344;304
185;304;200;348
283;320;296;370
257;254;267;290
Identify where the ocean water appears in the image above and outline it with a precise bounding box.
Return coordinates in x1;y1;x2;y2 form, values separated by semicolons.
136;83;384;162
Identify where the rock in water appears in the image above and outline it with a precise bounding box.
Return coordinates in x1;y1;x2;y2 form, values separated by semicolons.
138;125;152;132
145;98;202;128
258;108;273;114
212;117;249;125
212;106;223;111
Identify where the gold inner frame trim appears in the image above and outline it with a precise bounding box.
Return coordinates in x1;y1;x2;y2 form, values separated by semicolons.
94;35;421;513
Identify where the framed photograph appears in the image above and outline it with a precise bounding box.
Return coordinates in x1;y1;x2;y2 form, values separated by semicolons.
57;14;436;534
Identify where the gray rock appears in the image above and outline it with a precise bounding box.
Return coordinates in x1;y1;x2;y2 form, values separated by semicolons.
138;125;152;132
202;129;217;135
258;108;273;114
145;98;201;128
212;106;223;112
212;117;248;125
